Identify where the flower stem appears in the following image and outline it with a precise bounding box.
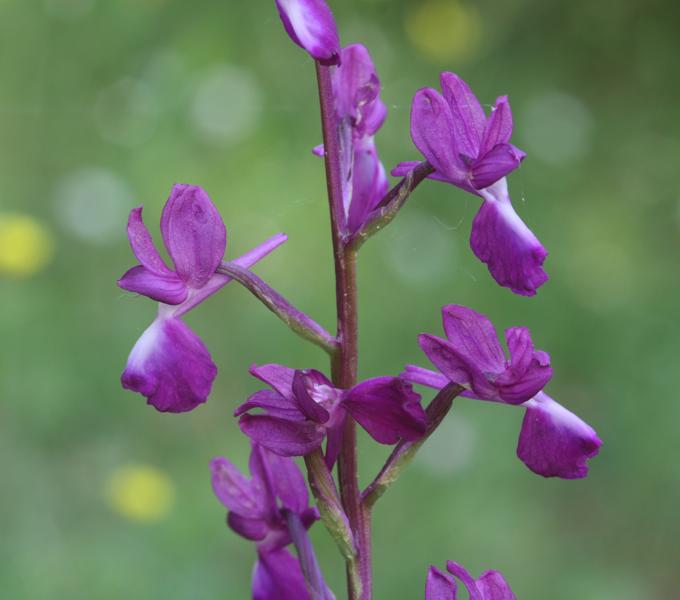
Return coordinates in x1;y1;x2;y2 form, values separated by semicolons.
216;262;337;355
315;60;369;600
362;383;463;509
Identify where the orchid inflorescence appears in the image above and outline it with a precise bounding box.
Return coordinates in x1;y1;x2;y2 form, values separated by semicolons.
117;1;602;598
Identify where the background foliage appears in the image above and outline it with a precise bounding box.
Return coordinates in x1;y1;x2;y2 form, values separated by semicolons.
1;0;678;598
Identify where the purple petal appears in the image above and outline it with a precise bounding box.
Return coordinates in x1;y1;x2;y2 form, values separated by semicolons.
239;414;325;457
274;0;340;63
517;392;602;479
334;44;386;135
440;72;486;159
118;265;188;305
234;389;305;420
292;370;332;424
252;444;311;514
342;377;427;444
495;327;552;404
471;178;548;296
227;513;269;541
324;419;344;469
250;364;297;401
252;548;311;600
126;206;172;274
476;571;517;600
209;456;265;517
121;318;216;413
470;143;525;190
418;334;497;400
401;365;449;390
446;562;482;600
160;184;227;289
479;96;514;156
346;136;389;234
426;566;458;599
441;305;505;374
410;88;466;184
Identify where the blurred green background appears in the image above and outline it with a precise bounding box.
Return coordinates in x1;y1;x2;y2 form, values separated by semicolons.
1;0;678;598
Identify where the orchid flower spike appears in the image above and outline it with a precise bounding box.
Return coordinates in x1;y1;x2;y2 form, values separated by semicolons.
211;443;323;600
236;364;427;466
118;184;286;413
426;561;517;600
394;72;547;296
274;0;340;63
403;304;602;479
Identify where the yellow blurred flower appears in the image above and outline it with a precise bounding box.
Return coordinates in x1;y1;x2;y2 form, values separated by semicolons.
0;214;54;276
405;1;482;64
105;464;175;523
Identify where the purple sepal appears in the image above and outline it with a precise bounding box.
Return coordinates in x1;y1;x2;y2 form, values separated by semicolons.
471;144;525;190
418;305;552;405
160;184;227;289
342;377;427;444
117;265;188;305
239;414;325;457
445;561;517;600
274;0;340;63
346;135;389;234
517;392;602;479
471;178;548;296
121;318;216;413
252;548;311;600
425;566;458;599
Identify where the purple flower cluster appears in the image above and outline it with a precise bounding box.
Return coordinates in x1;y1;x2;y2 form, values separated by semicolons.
116;1;603;598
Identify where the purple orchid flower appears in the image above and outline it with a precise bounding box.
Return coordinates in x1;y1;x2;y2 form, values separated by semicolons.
393;72;547;296
211;443;325;600
274;0;340;63
236;364;427;466
210;443;319;551
402;304;602;479
426;561;516;600
118;184;286;413
314;44;389;236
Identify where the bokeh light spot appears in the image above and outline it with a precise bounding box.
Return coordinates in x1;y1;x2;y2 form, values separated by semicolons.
53;167;134;244
522;91;593;165
0;214;54;277
190;65;263;145
93;78;159;147
105;464;175;523
405;1;482;64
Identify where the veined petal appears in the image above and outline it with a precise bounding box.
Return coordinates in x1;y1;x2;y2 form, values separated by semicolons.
250;364;297;401
263;448;312;515
342;377;427;444
471;178;548;296
121;318;216;413
160;184;227;289
253;548;311;600
518;392;602;479
475;571;517;600
239;414;325;457
426;566;458;599
441;305;505;374
274;0;340;63
292;370;332;424
411;88;466;183
440;72;486;158
117;265;188;305
496;327;552;404
210;456;266;517
126;206;172;274
479;96;514;156
470;143;525;190
418;334;497;400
